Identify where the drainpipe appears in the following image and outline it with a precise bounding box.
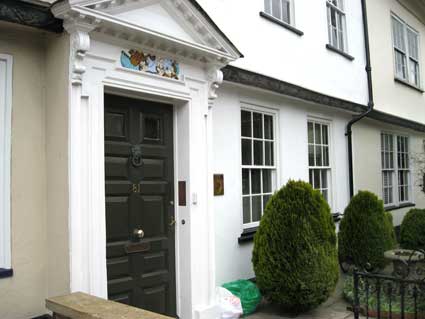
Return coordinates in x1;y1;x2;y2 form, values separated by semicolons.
346;0;374;198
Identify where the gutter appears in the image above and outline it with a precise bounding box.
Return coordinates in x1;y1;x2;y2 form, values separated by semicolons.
346;0;374;198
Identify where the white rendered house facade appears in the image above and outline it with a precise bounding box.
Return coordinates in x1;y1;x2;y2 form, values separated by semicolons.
199;0;370;284
1;1;425;319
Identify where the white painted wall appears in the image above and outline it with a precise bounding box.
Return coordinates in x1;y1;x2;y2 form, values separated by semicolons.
213;83;352;285
197;0;368;105
367;0;425;124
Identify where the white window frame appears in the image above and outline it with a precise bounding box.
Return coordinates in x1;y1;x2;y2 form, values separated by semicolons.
0;54;12;270
240;105;278;229
381;133;395;206
327;0;348;53
391;14;421;88
264;0;294;25
380;132;413;207
307;119;333;207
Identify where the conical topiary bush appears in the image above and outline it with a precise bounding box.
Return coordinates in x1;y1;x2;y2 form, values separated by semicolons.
338;191;396;270
252;180;339;313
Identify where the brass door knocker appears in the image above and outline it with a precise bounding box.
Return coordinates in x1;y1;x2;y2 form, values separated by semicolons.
130;145;143;167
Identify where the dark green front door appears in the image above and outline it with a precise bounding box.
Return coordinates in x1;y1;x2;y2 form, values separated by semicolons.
104;94;176;316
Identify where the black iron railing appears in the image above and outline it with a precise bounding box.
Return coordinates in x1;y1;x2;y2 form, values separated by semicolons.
353;251;425;319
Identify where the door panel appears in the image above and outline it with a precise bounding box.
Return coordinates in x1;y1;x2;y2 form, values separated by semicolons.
104;94;176;317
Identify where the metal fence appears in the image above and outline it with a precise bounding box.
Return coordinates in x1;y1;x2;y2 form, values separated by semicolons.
353;251;425;319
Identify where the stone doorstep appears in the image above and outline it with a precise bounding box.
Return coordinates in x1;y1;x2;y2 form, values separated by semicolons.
46;292;173;319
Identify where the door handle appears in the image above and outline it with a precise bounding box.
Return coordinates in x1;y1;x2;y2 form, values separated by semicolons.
133;228;144;240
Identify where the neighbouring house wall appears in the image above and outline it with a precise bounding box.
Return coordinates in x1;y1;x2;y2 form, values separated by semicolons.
45;32;70;299
0;22;48;319
213;83;351;285
197;0;368;106
367;0;425;124
353;119;425;226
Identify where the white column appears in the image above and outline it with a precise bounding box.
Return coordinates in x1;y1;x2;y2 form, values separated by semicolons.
191;68;223;319
63;18;108;298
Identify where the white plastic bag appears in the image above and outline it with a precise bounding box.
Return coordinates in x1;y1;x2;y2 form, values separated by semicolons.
216;287;243;319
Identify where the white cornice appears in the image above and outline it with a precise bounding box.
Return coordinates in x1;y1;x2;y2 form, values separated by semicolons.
52;0;240;65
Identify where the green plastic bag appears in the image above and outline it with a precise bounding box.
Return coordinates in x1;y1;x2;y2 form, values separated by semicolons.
222;280;262;315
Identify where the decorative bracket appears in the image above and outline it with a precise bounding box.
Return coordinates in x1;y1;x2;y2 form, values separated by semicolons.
68;28;91;85
52;2;99;86
207;66;223;100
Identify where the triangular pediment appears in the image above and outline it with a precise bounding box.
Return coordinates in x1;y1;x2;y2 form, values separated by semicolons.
54;0;242;63
107;1;201;44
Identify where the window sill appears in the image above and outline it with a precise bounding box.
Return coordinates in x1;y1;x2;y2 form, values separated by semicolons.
0;268;13;279
238;227;258;244
326;44;354;61
394;78;424;93
259;12;304;36
385;202;416;212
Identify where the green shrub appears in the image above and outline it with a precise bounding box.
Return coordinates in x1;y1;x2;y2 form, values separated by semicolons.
338;191;396;270
400;208;425;251
252;180;339;313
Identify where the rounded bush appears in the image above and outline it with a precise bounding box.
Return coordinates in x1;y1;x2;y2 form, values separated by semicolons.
400;209;425;251
252;180;339;313
338;191;396;270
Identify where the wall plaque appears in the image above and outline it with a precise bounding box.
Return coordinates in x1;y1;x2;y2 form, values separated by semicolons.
120;49;180;80
179;181;186;206
214;174;224;196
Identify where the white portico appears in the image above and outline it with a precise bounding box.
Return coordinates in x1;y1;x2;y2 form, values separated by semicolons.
51;0;241;318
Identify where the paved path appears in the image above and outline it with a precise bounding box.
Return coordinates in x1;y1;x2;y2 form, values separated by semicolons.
247;275;357;319
247;299;353;319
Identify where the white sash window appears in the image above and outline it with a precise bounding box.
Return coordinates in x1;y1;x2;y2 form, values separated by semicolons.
264;0;292;25
381;132;412;207
392;15;421;88
327;0;347;52
308;120;331;203
241;109;277;228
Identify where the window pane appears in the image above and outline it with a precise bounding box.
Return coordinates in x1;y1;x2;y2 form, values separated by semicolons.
409;60;419;86
264;115;273;140
321;170;328;188
315;123;322;144
337;14;345;51
282;0;290;24
308;122;314;144
395;50;407;79
323;146;329;166
264;0;271;14
242;169;250;195
263;170;272;193
241;111;252;137
263;195;271;211
322;125;329;145
322;189;328;202
392;17;406;51
271;0;282;20
265;141;274;166
315;146;323;166
407;28;419;60
308;145;315;166
309;169;313;186
253;113;263;138
254;141;264;165
251;169;261;194
252;196;262;222
242;139;252;165
313;170;320;188
243;197;251;224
